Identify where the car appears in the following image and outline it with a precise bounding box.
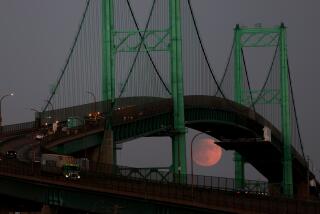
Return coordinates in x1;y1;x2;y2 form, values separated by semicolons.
5;150;17;159
65;172;81;180
63;164;81;180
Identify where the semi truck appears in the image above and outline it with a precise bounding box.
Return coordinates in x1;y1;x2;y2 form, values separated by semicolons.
67;116;84;129
40;153;81;179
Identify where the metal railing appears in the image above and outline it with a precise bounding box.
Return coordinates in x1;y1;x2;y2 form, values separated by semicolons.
40;119;105;150
0;121;36;138
50;160;269;195
114;165;268;194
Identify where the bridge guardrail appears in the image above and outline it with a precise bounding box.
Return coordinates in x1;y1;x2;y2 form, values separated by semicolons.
40;119;104;149
116;167;269;194
0;121;36;138
68;161;269;195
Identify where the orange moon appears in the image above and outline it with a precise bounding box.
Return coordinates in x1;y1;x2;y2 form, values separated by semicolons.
193;138;222;167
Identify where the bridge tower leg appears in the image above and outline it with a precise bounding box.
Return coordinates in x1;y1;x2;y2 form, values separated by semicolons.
102;0;115;101
101;0;116;166
41;205;57;214
234;24;245;189
170;0;187;175
279;23;293;197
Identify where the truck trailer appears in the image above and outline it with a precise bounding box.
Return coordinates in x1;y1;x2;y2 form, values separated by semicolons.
41;153;80;179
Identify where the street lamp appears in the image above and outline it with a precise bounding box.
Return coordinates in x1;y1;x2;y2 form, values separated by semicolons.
0;92;14;127
27;108;41;129
190;131;211;197
306;155;315;196
86;91;97;113
43;99;54;111
43;99;54;124
29;108;39;113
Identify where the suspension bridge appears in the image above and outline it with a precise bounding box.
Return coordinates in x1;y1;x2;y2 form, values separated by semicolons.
0;0;319;213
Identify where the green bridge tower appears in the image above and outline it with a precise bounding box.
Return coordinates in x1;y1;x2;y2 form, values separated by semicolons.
170;0;187;175
101;0;186;174
102;0;115;102
101;0;115;167
233;23;293;196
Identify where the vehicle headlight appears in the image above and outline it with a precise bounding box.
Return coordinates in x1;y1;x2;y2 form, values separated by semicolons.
77;175;80;179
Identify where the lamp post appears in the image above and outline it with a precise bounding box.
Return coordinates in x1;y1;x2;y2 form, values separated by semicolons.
306;155;315;196
86;91;97;113
43;99;54;111
29;108;39;113
0;92;14;128
27;108;41;129
43;99;54;122
190;131;211;198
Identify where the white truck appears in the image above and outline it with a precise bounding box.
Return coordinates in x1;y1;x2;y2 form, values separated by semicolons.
41;153;80;179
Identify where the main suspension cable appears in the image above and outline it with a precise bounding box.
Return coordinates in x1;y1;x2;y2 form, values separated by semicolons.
215;41;234;97
43;0;91;112
241;48;256;112
187;0;225;98
252;40;279;106
287;58;306;160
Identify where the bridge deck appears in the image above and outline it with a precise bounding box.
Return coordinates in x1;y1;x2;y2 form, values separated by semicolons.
0;160;319;214
1;96;315;198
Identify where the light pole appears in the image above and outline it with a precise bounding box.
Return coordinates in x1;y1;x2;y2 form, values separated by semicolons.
43;99;54;122
306;155;315;196
29;108;39;113
0;92;14;128
43;99;54;111
27;108;41;129
86;91;97;113
190;131;211;197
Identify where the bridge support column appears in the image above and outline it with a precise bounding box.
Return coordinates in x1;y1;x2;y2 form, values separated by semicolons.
100;130;115;171
170;0;186;175
41;205;57;214
101;0;115;101
234;24;245;188
296;180;309;199
234;153;245;188
101;0;116;175
280;23;293;197
90;130;115;173
171;134;186;176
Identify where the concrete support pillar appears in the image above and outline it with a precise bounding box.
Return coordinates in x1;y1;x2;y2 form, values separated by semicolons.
296;180;309;199
100;130;114;165
0;208;10;214
268;183;282;196
89;130;115;173
41;205;56;214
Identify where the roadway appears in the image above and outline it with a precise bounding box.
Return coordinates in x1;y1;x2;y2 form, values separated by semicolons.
0;132;41;162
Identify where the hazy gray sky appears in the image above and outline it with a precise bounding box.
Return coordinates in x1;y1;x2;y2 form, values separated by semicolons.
0;0;319;180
